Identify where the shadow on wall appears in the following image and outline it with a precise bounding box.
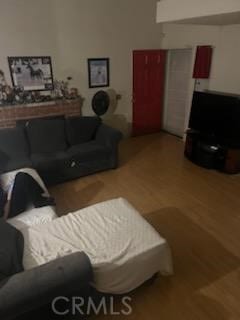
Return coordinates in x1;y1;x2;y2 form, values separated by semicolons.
103;114;131;137
101;89;132;137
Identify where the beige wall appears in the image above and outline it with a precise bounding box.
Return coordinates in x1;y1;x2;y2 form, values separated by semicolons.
157;0;240;23
0;0;163;135
52;0;163;134
1;0;240;135
162;23;240;95
210;25;240;94
0;0;59;84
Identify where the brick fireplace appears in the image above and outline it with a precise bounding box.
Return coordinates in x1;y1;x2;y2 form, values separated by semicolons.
0;98;82;129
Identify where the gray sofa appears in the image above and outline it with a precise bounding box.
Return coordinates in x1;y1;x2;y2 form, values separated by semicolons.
0;116;122;185
0;252;93;320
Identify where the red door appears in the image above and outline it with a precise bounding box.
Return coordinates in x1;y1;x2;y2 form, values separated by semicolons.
132;50;166;136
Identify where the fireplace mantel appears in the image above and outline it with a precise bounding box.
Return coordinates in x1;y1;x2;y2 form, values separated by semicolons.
0;98;82;129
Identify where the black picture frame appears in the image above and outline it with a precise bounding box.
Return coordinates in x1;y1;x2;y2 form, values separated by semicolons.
8;56;54;91
88;58;110;88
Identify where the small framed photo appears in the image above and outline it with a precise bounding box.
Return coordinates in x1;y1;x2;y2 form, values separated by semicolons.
8;56;54;91
88;58;110;88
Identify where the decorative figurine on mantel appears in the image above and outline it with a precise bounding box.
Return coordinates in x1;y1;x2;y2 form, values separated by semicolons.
52;79;64;99
0;70;6;105
14;86;24;104
69;87;79;99
0;70;6;86
52;76;80;100
0;70;15;105
0;70;26;105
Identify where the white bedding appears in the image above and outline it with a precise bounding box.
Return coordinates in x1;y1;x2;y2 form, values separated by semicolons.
8;206;57;230
22;198;173;294
2;168;57;230
1;167;49;196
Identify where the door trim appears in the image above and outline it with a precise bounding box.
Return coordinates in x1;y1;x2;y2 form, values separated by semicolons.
163;48;196;139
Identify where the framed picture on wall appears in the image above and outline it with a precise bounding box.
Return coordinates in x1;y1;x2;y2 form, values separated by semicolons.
88;58;110;88
8;56;54;91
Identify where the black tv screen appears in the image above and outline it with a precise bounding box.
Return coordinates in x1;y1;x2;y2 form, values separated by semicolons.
189;91;240;145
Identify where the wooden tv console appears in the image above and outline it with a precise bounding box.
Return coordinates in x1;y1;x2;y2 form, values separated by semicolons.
185;130;240;174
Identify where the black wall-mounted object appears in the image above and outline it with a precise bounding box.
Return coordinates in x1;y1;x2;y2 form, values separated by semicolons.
92;90;110;116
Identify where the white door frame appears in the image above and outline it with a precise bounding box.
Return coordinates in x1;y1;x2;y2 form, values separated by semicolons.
163;47;197;139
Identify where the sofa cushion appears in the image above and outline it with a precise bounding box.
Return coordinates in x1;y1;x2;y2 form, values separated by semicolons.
0;127;29;156
66;116;101;146
26;118;67;154
0;127;31;173
67;141;110;163
0;219;24;282
0;156;32;174
0;150;9;170
31;151;71;171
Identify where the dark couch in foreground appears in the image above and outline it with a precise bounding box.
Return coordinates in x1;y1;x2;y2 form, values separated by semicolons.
0;252;93;320
0;116;122;185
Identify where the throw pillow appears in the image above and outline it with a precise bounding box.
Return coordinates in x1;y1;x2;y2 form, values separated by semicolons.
66;116;101;146
26;117;67;154
0;151;9;174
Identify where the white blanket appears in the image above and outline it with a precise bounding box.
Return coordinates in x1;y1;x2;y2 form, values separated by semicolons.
1;168;49;196
2;168;57;230
22;198;173;294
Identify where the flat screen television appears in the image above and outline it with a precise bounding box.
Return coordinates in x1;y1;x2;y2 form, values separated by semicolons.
189;91;240;146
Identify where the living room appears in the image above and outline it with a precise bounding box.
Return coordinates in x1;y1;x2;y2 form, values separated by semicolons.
1;0;240;319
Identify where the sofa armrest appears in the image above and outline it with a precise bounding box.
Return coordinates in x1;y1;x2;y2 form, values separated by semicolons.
95;124;123;147
0;252;93;320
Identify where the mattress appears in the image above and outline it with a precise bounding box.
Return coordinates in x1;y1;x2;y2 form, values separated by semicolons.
22;198;173;294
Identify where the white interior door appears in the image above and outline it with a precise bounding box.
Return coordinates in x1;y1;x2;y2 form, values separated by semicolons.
163;49;193;137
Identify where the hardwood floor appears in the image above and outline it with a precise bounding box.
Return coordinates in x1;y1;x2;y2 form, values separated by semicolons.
50;133;240;320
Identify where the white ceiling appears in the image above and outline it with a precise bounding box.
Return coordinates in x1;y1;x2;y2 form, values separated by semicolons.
175;11;240;26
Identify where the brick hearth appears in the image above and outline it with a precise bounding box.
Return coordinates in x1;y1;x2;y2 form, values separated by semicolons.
0;98;82;129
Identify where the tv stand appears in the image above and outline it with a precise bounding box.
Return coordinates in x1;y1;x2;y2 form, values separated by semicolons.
185;129;240;174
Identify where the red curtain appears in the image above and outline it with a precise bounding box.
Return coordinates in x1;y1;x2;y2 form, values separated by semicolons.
193;46;213;79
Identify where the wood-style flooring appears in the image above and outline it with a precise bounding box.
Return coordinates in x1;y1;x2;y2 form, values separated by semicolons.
50;133;240;320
